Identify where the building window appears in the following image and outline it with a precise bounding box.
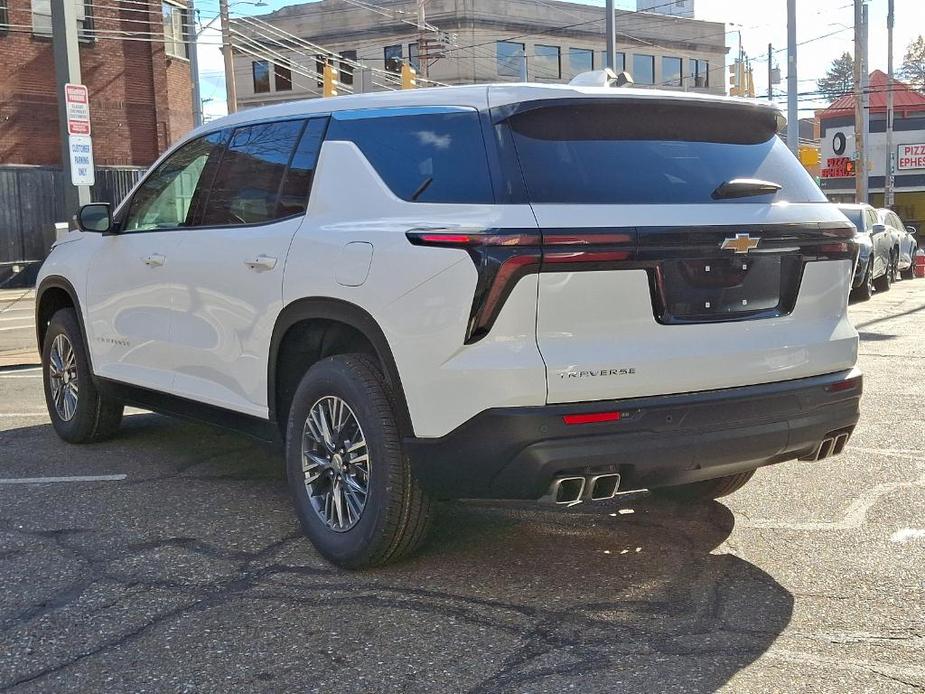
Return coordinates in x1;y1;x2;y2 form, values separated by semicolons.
339;50;356;86
315;55;325;88
274;60;292;91
340;50;356;86
569;48;594;75
632;54;655;84
534;44;561;79
497;41;525;78
691;59;710;88
408;42;420;71
32;0;91;38
384;44;402;73
662;56;682;86
162;2;189;60
252;60;270;94
601;51;625;73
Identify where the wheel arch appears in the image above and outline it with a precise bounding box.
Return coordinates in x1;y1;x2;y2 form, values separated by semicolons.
35;277;90;368
268;297;413;437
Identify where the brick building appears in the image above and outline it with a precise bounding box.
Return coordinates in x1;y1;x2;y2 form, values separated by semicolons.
0;0;195;277
0;0;194;166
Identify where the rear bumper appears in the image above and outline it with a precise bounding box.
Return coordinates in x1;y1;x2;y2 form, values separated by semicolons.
404;369;862;500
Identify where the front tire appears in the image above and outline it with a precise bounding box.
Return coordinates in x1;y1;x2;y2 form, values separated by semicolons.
873;255;892;292
851;259;873;302
42;308;123;443
901;252;916;280
649;470;755;503
285;354;433;569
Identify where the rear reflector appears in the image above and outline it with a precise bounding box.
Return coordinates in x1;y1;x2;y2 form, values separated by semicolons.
563;411;622;425
825;375;862;393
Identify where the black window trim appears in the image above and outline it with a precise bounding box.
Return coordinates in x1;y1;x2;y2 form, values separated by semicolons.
116;115;331;235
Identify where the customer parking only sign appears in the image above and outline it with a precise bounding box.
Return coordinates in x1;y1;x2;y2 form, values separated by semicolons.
68;135;95;186
64;83;94;186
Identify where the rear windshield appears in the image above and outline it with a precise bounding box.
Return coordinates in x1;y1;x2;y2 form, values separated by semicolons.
503;101;826;204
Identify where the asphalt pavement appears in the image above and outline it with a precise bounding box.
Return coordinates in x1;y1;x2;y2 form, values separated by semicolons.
0;282;923;693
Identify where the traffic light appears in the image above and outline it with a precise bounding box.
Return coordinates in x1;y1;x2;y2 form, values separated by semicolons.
401;61;417;89
728;61;741;97
845;159;856;176
798;146;820;167
323;64;339;97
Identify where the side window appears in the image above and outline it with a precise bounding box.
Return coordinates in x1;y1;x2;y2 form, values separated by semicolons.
200;119;305;226
325;110;494;204
277;118;329;217
123;131;226;232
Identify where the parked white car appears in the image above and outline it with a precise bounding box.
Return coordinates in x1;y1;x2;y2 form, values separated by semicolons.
876;208;918;280
36;83;862;568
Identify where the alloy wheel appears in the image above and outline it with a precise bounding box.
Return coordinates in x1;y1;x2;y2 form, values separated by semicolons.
301;396;370;532
48;333;79;421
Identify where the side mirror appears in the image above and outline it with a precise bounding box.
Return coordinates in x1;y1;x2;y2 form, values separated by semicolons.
76;203;112;233
872;223;886;234
908;226;918;236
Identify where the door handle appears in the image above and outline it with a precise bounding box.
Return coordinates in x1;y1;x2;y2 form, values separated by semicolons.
143;253;166;267
244;255;278;272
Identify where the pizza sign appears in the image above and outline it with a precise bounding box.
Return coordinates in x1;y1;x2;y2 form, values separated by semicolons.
897;143;925;171
821;156;856;179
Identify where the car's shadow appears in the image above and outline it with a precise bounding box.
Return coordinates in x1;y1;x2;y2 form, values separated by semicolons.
1;414;793;693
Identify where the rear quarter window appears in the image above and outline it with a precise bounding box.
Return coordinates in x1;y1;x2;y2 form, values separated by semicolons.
501;100;827;205
325;109;494;204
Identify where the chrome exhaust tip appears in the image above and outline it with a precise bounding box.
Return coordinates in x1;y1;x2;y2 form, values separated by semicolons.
816;437;835;461
832;432;850;455
587;473;621;501
541;476;586;505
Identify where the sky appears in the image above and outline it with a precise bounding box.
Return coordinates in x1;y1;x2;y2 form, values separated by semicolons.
191;0;925;121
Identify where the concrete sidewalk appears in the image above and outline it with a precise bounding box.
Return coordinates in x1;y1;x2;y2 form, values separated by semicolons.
0;288;39;367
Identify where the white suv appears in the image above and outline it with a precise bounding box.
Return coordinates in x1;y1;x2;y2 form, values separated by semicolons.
36;84;862;568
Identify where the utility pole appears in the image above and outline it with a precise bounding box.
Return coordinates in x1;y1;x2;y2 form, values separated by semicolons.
605;0;616;71
853;0;870;202
768;43;773;99
188;0;203;127
416;0;428;80
786;0;798;155
861;3;870;201
220;0;237;114
885;0;895;207
854;0;865;202
51;0;90;215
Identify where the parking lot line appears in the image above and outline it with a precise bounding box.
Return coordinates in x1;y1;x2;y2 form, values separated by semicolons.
0;474;127;484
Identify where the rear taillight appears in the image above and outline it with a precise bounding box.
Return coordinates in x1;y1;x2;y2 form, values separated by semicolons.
562;411;622;425
825;375;862;393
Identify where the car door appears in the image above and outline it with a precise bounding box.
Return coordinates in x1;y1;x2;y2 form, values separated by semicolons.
165;117;328;418
84;131;227;391
870;209;890;276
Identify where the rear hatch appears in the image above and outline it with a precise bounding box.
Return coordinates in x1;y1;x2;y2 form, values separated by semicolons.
494;95;858;404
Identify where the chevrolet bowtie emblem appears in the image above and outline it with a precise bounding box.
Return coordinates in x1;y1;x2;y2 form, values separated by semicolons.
721;233;760;254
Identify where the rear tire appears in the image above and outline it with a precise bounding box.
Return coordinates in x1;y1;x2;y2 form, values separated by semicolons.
285;353;433;569
42;308;123;443
649;470;755;503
